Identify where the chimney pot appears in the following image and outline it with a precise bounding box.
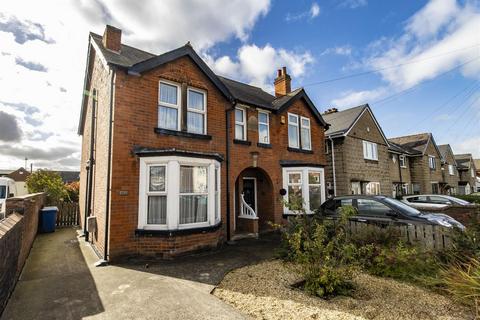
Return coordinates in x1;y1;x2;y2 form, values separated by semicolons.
274;66;291;97
102;25;122;52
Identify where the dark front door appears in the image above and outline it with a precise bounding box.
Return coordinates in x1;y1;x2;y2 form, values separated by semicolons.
243;178;256;211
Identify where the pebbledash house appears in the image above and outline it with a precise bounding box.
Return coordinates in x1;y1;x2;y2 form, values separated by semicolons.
78;26;329;261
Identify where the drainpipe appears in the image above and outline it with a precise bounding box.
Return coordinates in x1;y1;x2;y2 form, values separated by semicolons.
397;154;403;197
84;91;96;241
97;68;115;266
329;137;337;196
225;104;235;242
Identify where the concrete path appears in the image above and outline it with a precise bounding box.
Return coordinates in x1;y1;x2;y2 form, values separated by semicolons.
1;228;279;320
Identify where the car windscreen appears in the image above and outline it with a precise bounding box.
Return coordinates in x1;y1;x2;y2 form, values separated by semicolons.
384;198;421;216
0;186;6;199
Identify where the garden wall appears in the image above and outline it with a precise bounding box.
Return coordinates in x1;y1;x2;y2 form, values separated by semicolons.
0;193;45;314
415;205;480;225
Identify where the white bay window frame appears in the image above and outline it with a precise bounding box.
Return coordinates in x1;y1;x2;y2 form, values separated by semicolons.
282;167;325;214
138;156;220;230
158;80;181;131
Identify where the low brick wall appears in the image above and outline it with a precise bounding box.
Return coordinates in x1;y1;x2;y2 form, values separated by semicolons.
417;205;480;225
0;193;45;314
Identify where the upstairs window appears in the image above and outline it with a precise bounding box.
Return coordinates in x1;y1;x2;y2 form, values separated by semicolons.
448;164;454;175
158;82;180;130
300;117;311;150
235;108;246;140
288;113;299;148
429;156;436;170
399;155;407;168
187;89;206;134
363;141;378;160
258;111;270;144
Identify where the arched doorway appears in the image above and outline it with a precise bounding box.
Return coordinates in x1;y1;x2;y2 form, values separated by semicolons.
234;167;275;236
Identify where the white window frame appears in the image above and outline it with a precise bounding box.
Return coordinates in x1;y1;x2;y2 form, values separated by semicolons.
429;156;436;170
363;140;378;161
186;87;207;135
365;182;381;195
399;155;407;168
235;107;247;140
448;164;454;176
288;113;300;148
401;183;409;195
144;164;168;227
158;80;181;131
282;167;325;215
138;156;220;230
257;110;270;144
300;116;311;150
179;165;209;227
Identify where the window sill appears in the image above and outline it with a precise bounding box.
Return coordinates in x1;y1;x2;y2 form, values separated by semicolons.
287;147;313;154
135;222;222;237
257;142;272;149
154;128;212;140
233;139;252;146
364;159;379;163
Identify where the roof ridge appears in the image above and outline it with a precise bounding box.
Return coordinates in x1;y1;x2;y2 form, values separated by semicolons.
90;32;157;57
389;132;430;140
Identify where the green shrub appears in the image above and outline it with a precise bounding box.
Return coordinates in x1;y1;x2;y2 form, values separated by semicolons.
455;194;480;204
26;170;67;204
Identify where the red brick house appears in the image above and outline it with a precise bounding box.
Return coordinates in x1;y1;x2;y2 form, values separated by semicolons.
78;26;329;261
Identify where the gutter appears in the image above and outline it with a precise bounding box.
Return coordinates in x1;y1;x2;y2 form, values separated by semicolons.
96;68;115;267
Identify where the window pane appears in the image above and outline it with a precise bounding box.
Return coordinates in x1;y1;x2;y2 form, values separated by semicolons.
188;90;204;111
288;114;298;124
235;109;244;122
301;127;311;149
158;106;178;130
309;185;321;211
160;83;177;105
149;166;165;191
288;173;302;184
179;195;207;224
147;196;166;224
235;124;244;140
288;124;299;147
288;185;302;202
258;112;268;123
180;166;208;193
259;123;269;143
187;112;204;134
301;118;309;127
309;172;320;184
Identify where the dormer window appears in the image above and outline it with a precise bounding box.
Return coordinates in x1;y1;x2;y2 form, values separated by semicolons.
158;81;181;131
187;88;206;134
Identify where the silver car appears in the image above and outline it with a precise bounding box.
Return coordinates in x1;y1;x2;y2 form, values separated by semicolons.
402;194;472;209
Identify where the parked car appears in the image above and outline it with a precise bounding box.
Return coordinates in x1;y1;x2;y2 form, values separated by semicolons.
402;194;472;209
0;177;17;219
320;195;465;230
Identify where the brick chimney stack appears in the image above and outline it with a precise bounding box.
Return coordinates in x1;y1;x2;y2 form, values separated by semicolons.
102;25;122;52
323;108;339;115
274;66;291;97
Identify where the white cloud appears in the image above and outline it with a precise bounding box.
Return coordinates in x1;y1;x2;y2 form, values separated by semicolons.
331;0;480;107
331;88;387;109
206;44;314;91
340;0;368;9
286;2;320;22
0;0;273;170
433;113;454;122
321;45;352;56
452;136;480;158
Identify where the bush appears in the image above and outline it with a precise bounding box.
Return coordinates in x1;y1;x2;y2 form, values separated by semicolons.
455;194;480;204
26;170;67;204
65;181;80;202
279;200;357;298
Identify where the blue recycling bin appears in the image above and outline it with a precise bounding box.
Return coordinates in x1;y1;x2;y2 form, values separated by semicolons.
39;206;58;233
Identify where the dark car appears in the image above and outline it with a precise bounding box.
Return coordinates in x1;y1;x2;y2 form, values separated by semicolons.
320;195;465;230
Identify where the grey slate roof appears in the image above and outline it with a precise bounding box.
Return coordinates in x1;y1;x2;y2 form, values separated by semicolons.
388;133;432;155
218;76;276;109
323;105;366;136
455;154;473;170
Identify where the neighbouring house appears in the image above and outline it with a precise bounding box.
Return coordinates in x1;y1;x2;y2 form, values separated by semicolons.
455;154;477;195
387;141;415;198
53;171;80;184
323;104;391;196
388;133;443;195
78;25;329;261
475;159;480;193
6;167;30;196
438;144;460;195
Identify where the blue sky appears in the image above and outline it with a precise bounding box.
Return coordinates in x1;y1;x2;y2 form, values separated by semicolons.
0;0;479;170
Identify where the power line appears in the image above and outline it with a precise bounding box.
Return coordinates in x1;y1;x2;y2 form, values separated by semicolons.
302;43;480;87
443;94;480;134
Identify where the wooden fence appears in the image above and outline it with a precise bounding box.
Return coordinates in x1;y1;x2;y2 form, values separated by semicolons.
54;202;80;227
347;220;452;251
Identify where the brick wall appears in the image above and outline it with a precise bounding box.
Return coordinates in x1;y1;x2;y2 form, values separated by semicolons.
0;193;45;314
83;55;326;260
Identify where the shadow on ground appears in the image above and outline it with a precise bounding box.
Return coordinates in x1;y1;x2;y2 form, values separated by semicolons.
1;227;104;320
116;233;281;286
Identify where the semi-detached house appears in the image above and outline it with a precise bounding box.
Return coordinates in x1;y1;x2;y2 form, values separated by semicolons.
78;25;329;261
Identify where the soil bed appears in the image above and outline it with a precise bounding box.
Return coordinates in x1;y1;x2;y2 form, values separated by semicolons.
213;260;473;320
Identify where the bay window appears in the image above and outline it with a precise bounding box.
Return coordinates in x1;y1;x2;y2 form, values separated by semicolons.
235;107;246;140
187;89;206;134
283;167;325;214
158;81;180;130
139;156;221;230
258;111;270;144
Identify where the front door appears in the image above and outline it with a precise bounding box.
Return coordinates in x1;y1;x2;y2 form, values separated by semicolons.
243;178;256;212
